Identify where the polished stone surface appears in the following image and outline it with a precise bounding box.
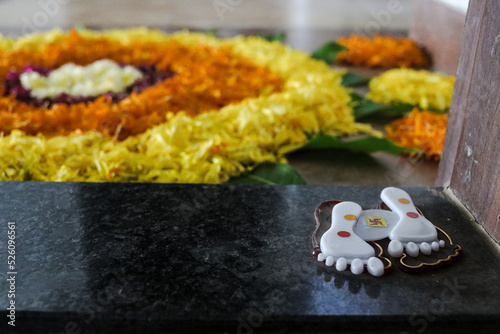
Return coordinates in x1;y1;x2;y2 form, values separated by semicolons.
0;181;499;333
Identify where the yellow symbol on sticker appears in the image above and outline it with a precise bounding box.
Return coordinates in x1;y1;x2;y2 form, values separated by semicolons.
365;216;388;227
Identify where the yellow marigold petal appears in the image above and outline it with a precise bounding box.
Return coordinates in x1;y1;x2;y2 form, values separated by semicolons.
367;68;455;112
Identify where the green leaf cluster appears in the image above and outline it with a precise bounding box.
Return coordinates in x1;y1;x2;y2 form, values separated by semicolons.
227;39;423;185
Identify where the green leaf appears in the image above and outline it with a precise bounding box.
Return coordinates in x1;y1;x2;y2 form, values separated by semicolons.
350;93;414;120
206;29;218;36
74;23;87;32
260;32;286;42
299;135;420;155
229;163;306;185
311;42;346;64
341;72;370;87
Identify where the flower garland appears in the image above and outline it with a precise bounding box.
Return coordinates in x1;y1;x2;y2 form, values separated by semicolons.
385;108;448;161
0;28;378;183
367;68;455;112
336;34;430;68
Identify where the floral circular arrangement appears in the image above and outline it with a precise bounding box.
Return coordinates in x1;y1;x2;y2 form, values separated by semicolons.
0;28;376;183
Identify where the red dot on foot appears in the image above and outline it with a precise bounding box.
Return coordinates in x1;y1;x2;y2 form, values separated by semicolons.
337;231;351;237
406;212;419;218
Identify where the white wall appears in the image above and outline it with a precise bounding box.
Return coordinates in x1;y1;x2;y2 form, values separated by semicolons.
434;0;469;14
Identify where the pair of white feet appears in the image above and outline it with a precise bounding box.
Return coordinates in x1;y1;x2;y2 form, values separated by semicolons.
317;187;445;277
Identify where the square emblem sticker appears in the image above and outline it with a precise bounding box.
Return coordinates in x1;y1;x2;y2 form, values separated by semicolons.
364;216;388;227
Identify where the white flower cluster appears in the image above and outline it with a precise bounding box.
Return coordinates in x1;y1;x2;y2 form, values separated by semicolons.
20;59;143;98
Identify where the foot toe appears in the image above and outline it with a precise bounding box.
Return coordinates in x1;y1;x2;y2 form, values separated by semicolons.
350;258;364;275
420;242;432;255
431;241;440;252
367;257;384;277
336;257;347;271
388;240;404;257
406;242;419;257
318;253;325;262
325;256;334;267
439;240;446;248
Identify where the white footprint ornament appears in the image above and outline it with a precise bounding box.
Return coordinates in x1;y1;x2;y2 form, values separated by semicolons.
381;187;442;258
314;187;462;277
318;201;385;277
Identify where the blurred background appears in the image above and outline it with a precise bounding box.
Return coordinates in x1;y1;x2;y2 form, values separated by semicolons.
0;0;413;34
0;0;413;55
0;0;468;73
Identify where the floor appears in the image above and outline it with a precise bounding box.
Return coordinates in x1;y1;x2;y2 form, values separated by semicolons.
0;0;439;186
0;0;414;53
0;0;413;32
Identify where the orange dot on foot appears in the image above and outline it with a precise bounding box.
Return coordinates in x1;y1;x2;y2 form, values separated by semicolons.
398;198;410;204
344;214;357;221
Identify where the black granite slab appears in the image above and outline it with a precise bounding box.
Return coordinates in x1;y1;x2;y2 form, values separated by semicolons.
0;181;499;334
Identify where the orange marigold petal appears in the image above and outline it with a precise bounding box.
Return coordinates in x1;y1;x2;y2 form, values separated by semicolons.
385;108;448;161
336;34;431;69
